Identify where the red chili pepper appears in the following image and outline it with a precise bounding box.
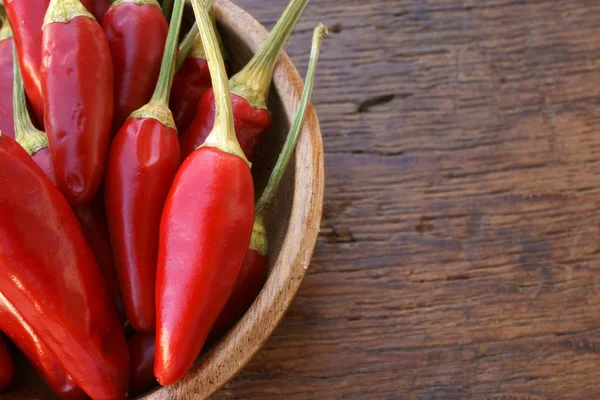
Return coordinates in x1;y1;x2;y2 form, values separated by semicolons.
128;332;156;396
180;0;307;162
0;293;87;399
0;335;14;392
4;0;46;125
0;133;129;399
41;0;114;206
0;9;14;139
170;13;228;133
86;0;111;22
154;0;254;385
12;45;56;184
209;24;326;342
103;0;168;132
105;0;183;332
74;192;126;322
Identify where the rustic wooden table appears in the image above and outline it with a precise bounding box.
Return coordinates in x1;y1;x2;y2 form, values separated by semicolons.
216;0;600;399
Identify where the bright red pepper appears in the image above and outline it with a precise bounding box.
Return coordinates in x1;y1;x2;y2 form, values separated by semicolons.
209;24;326;342
41;0;114;206
154;1;254;385
128;332;156;396
4;0;46;125
105;0;184;332
0;335;14;392
74;192;126;322
0;10;14;139
12;45;56;185
103;0;168;132
0;293;87;399
180;0;307;162
0;133;129;399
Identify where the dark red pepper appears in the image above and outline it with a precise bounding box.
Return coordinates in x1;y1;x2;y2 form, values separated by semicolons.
4;0;46;125
102;0;168;132
87;0;111;22
105;0;183;332
0;131;129;399
0;293;87;399
12;45;56;184
209;24;326;342
0;9;14;139
154;0;254;385
41;0;114;206
128;332;156;396
180;0;307;162
0;335;14;392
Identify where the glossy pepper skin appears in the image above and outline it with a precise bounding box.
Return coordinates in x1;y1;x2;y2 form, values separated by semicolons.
105;118;180;331
0;336;14;391
170;55;211;133
0;31;14;139
181;90;270;161
4;0;46;125
74;192;126;322
156;147;254;384
0;293;86;399
102;0;168;131
0;134;129;399
128;332;156;396
42;6;114;206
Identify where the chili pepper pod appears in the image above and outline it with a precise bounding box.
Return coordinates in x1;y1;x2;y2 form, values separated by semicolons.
0;293;87;400
0;9;14;139
12;46;56;185
128;332;156;396
105;0;184;332
0;133;129;399
170;12;228;133
154;0;254;385
0;336;14;392
209;24;326;342
180;0;307;162
41;0;114;206
4;0;46;125
103;0;168;132
86;0;112;22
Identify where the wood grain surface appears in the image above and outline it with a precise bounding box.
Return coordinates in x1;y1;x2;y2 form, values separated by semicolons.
214;0;600;399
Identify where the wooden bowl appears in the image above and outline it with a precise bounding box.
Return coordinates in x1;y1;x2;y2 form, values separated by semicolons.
4;0;323;398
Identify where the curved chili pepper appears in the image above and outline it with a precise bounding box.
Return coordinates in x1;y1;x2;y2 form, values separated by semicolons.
12;46;56;184
74;192;126;322
0;336;14;392
128;332;156;396
0;293;87;400
209;24;326;342
154;0;254;385
0;9;14;139
180;0;307;162
4;0;46;125
0;133;129;399
170;14;228;134
41;0;114;206
105;0;183;332
103;0;168;132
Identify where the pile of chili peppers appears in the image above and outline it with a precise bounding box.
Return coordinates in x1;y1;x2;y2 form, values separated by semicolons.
0;0;325;396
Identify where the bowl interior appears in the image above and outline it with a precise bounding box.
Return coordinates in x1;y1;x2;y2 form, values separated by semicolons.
2;2;300;399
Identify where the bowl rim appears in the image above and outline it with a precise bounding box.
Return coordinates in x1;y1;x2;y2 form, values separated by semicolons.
144;0;325;398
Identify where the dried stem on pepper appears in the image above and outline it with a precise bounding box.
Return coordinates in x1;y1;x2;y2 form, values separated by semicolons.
190;0;249;165
130;0;185;128
12;46;48;155
175;23;200;71
0;6;12;42
229;0;308;110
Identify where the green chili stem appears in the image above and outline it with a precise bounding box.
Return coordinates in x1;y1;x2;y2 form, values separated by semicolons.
0;5;12;42
162;0;173;20
176;23;200;71
12;46;49;155
229;0;308;110
255;24;326;214
190;0;249;165
43;0;94;27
